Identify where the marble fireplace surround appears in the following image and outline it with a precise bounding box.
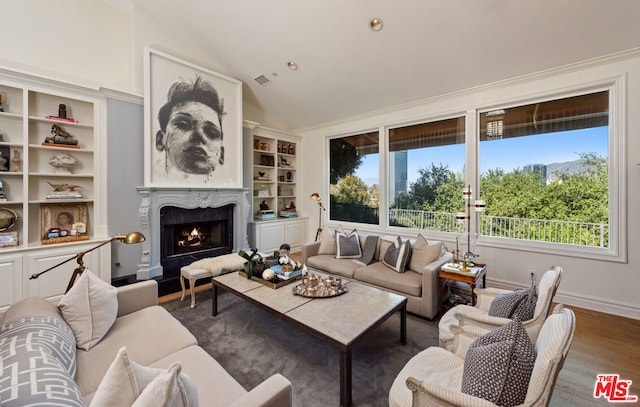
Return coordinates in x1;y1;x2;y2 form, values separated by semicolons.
136;187;250;280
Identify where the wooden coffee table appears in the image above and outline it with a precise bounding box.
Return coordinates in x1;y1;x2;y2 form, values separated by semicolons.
212;272;407;407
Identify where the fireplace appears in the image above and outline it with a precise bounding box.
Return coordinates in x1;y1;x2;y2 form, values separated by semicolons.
136;187;250;280
160;205;233;272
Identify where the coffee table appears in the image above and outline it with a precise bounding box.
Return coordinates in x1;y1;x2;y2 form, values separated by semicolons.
212;272;407;407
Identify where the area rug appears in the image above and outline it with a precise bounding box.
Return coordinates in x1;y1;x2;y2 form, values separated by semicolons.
162;288;439;406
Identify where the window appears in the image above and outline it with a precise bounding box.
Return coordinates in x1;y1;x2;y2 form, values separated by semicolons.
478;91;609;248
388;117;466;232
329;132;379;224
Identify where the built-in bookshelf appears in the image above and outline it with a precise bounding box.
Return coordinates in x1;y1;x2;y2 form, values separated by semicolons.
243;123;307;252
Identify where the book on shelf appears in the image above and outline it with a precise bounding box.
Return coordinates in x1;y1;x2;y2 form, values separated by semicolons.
45;115;78;123
279;211;298;218
47;193;83;199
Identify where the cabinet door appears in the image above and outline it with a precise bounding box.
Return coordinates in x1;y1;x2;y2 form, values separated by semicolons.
285;219;307;251
0;254;23;313
255;222;285;253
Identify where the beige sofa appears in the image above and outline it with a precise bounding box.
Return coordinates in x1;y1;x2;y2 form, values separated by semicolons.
0;280;292;406
302;233;453;319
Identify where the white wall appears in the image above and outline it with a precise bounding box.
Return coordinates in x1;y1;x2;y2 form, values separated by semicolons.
299;51;640;319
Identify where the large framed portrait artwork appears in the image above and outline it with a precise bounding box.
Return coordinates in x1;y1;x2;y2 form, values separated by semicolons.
144;48;243;187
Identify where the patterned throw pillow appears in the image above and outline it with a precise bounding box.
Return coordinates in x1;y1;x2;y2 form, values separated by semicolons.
488;286;537;320
383;236;412;273
0;315;84;406
461;320;536;407
336;229;362;259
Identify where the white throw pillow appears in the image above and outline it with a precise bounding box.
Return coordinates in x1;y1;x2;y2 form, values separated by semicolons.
132;362;198;407
318;225;343;255
408;234;442;273
58;269;118;350
91;347;198;407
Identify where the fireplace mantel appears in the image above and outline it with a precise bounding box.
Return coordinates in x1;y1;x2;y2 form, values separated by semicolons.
136;187;250;280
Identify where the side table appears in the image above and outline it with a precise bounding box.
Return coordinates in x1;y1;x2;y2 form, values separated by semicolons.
438;263;487;315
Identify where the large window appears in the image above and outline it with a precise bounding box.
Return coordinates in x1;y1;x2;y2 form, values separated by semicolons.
326;88;616;254
478;91;609;248
329;132;379;224
388;117;466;231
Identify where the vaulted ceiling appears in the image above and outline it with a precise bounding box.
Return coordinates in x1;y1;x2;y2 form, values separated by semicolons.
126;0;640;130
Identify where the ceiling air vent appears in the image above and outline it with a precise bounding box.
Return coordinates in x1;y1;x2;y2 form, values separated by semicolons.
253;75;271;86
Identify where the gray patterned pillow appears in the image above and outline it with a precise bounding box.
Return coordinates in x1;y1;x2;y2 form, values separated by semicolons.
336;229;362;259
461;320;536;407
0;315;84;406
511;287;537;321
383;236;412;273
488;286;536;320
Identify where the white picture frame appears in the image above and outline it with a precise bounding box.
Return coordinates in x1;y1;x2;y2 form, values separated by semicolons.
144;48;243;187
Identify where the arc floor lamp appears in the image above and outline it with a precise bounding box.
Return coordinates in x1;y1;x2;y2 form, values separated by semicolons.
310;193;326;241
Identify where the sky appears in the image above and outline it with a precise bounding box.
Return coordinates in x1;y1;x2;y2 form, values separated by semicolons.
354;126;608;187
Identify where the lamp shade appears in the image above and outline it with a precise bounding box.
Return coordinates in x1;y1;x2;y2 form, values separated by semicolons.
120;231;146;244
310;193;321;201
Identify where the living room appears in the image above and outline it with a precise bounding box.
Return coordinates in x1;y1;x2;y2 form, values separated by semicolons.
0;1;639;405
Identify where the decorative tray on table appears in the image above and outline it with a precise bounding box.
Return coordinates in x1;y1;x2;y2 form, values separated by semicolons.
292;275;347;298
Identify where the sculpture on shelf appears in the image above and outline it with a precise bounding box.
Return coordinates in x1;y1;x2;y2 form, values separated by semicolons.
10;149;21;172
44;124;78;146
58;104;67;119
259;200;270;211
48;153;78;174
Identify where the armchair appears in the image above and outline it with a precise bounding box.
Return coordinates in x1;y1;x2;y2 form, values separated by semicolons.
390;304;576;407
438;266;563;350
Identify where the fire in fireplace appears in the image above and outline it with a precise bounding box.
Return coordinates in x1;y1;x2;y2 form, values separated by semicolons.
160;204;234;274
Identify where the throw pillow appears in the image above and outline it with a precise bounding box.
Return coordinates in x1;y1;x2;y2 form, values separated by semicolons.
408;234;442;273
132;363;198;407
461;320;536;407
318;225;341;255
91;347;198;407
488;286;537;321
58;269;118;351
383;236;412;273
511;286;538;321
336;229;362;259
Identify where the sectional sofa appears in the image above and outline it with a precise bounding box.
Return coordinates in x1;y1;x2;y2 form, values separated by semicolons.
0;278;292;406
302;228;453;319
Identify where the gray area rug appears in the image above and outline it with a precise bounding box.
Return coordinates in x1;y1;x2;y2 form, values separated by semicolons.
162;288;439;406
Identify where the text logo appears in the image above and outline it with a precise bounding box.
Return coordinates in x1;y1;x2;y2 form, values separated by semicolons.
594;374;638;402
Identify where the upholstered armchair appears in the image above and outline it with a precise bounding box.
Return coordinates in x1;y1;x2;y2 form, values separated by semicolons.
438;266;563;350
389;304;576;407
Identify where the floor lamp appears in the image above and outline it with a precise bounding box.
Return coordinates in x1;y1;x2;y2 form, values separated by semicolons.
29;232;145;293
455;185;485;271
310;193;326;241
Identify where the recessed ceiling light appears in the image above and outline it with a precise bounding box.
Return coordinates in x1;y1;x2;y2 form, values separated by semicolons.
370;18;383;31
287;61;298;70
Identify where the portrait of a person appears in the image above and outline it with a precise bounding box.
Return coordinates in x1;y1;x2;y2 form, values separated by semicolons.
56;211;74;231
155;76;225;177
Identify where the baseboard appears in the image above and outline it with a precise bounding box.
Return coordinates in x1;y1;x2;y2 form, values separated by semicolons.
487;278;640;320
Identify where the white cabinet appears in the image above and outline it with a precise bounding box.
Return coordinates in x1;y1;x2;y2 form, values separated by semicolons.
0;68;109;307
252;218;308;253
243;122;307;252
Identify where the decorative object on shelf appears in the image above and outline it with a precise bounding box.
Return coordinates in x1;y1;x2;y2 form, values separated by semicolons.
0;94;3;112
146;48;242;188
279;156;291;168
279;243;291;256
46;181;83;199
41;203;89;244
0;231;18;247
58;104;67;119
48;152;78;174
259;200;270;210
286;171;292;181
0;131;4;142
10;149;21;172
0;179;6;202
0;207;17;231
260;154;275;166
310;192;326;241
257;184;269;197
260;142;268;151
43;124;79;148
29;231;145;293
0;146;9;171
455;185;486;271
288;144;295;155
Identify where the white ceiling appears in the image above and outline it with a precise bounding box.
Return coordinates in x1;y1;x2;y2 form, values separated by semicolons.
127;0;640;130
